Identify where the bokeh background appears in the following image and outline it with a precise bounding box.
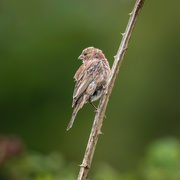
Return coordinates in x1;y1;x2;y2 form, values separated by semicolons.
1;0;180;179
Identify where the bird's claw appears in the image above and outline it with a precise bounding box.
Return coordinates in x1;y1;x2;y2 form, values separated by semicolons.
94;109;99;113
102;84;107;90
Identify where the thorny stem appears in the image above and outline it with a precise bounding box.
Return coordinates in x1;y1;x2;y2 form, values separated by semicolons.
78;0;145;179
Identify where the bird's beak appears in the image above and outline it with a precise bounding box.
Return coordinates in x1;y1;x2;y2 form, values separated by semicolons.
78;54;84;60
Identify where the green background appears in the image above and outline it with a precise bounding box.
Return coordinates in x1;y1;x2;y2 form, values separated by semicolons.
1;0;180;179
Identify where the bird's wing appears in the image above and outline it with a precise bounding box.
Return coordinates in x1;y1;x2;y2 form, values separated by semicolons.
73;64;85;81
72;60;100;107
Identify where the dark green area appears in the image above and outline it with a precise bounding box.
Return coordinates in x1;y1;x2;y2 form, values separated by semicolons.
0;0;180;178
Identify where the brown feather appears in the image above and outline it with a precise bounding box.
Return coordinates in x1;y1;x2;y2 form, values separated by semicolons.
67;47;111;130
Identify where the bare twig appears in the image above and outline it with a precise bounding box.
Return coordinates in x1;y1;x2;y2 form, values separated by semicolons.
78;0;145;179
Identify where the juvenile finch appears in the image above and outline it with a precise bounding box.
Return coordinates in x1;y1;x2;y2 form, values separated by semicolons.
67;47;110;131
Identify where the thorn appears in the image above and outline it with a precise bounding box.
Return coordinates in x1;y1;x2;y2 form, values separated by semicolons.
98;130;104;135
121;32;125;36
123;47;128;52
129;11;133;16
79;163;88;168
114;55;117;59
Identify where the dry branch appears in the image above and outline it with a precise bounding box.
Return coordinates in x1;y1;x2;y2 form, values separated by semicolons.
78;0;145;179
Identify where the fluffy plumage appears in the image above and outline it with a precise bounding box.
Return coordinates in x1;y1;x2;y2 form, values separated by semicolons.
67;47;110;130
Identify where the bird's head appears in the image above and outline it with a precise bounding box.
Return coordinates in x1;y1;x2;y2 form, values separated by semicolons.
78;47;105;61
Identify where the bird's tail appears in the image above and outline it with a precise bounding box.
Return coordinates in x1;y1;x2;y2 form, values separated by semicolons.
67;104;80;131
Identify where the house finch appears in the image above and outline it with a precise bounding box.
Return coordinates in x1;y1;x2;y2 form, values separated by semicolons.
67;47;110;131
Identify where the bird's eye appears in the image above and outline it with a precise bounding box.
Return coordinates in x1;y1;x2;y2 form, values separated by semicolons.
84;53;87;56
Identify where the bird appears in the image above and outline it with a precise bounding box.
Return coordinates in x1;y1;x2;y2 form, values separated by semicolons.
67;47;110;131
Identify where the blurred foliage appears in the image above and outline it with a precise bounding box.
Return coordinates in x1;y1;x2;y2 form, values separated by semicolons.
140;138;180;180
0;137;180;180
0;152;77;180
0;0;180;177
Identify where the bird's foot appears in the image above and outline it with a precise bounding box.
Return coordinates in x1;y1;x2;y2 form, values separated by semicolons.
94;109;99;113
